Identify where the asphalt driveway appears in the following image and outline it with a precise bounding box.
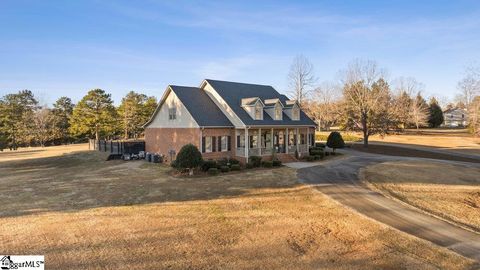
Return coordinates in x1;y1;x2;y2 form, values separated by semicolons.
297;150;480;262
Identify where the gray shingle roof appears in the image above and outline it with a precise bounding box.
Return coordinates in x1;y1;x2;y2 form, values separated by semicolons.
170;85;233;127
205;79;316;126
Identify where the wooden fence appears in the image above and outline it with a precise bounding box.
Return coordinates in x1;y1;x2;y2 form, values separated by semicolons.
89;139;145;155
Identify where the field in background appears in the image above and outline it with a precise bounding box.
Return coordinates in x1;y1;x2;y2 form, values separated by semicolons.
361;160;480;232
317;129;480;155
0;146;475;269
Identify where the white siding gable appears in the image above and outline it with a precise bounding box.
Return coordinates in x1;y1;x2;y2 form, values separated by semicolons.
147;89;199;128
284;103;300;120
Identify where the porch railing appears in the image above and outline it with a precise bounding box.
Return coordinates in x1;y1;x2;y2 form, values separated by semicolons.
235;144;309;157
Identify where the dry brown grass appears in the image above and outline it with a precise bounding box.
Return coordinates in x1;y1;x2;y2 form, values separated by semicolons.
361;161;480;232
0;145;476;269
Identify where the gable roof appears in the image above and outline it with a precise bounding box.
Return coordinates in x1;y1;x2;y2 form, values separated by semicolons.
170;85;233;127
204;79;316;126
144;85;233;128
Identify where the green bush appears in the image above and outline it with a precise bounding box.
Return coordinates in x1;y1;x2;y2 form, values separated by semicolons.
326;132;345;152
208;167;219;175
272;159;282;167
314;155;322;160
229;158;240;165
231;164;241;171
246;162;254;169
176;144;203;171
220;165;230;173
306;156;315;162
201;160;217;172
315;142;326;148
310;149;323;156
262;161;273;168
249;156;262;167
325;151;330;156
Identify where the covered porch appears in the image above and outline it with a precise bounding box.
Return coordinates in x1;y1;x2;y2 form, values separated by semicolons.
235;127;313;158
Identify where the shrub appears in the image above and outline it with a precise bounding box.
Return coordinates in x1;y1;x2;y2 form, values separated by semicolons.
310;149;323;156
262;161;273;168
228;158;240;165
176;144;203;174
208;167;219;175
325;151;330;156
246;162;254;169
220;165;230;173
201;160;217;172
231;164;241;171
272;159;282;167
170;159;177;168
314;155;322;160
326;132;345;153
315;142;326;148
249;156;262;167
306;156;315;162
217;158;229;167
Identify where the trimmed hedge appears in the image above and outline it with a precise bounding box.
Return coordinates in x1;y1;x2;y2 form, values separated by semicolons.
220;165;230;173
208;168;219;175
272;159;282;167
249;156;262;167
326;132;345;152
262;161;273;168
231;164;241;171
176;144;203;170
201;160;217;172
246;162;254;169
306;156;315;162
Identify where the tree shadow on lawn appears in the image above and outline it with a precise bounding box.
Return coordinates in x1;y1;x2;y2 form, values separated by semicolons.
0;151;302;218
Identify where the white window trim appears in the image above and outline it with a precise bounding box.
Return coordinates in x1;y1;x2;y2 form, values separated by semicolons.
221;136;228;152
168;107;176;120
205;136;212;153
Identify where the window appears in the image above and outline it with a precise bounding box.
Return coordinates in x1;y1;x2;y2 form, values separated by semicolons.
275;105;282;120
292;107;300;120
220;136;228;152
168;107;176;120
255;102;263;120
237;134;245;148
205;136;212;153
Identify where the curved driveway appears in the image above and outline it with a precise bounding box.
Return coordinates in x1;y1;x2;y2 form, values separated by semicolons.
297;150;480;262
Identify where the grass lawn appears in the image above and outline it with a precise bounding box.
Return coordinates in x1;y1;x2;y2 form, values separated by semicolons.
0;145;476;269
361;160;480;232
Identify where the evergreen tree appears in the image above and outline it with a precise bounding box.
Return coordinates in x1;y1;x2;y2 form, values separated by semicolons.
0;90;38;149
69;89;118;140
428;97;444;128
118;91;157;139
52;97;74;144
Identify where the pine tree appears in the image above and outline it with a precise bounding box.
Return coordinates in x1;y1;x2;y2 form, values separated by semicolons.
69;89;118;140
118;91;157;139
52;97;74;144
428;97;444;128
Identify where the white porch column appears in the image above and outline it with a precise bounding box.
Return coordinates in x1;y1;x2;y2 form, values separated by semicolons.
296;128;299;153
307;127;310;146
258;128;262;155
271;128;274;153
200;128;203;151
245;128;249;158
285;128;289;154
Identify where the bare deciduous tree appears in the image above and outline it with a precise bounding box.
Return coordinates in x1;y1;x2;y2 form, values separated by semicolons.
288;55;316;104
341;59;390;146
308;82;341;130
457;65;480;108
392;77;425;129
410;93;429;130
32;106;53;147
469;96;480;136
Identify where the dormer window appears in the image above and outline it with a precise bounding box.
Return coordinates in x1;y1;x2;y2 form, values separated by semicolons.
275;105;282;120
255;102;263;120
292;106;300;120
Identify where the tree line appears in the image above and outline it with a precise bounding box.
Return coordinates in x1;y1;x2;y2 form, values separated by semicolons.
0;89;157;150
288;56;480;146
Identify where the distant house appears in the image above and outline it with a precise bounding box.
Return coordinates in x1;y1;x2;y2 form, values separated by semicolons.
443;108;467;127
143;79;316;163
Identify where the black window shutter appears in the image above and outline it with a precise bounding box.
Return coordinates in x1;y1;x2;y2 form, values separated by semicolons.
228;136;231;151
237;136;240;148
202;137;205;153
212;136;216;152
218;136;222;151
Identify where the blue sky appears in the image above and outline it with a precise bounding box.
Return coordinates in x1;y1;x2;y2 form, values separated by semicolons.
1;0;480;105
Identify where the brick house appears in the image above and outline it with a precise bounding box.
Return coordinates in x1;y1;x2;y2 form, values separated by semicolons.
144;79;316;163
